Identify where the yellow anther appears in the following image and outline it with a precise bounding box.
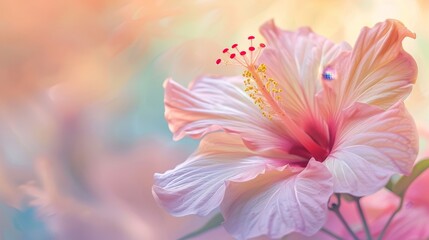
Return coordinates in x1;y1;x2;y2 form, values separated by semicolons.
243;70;252;78
257;64;267;73
241;63;285;120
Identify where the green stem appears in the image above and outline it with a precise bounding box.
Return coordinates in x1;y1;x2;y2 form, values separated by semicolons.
321;227;344;240
354;197;372;240
377;197;404;240
329;194;359;240
331;208;359;240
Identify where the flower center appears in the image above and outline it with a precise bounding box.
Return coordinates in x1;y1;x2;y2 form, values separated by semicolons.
216;36;329;161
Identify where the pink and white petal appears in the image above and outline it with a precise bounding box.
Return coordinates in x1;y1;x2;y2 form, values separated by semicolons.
259;20;351;117
164;77;293;152
221;160;333;239
336;19;417;109
325;102;418;196
152;133;282;217
324;148;394;196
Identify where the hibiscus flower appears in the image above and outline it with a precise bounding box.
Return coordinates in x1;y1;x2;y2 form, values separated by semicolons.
153;19;418;239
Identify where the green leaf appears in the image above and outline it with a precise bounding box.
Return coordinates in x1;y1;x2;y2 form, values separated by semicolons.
178;213;224;240
341;193;356;202
391;159;429;197
385;174;401;192
385;179;395;192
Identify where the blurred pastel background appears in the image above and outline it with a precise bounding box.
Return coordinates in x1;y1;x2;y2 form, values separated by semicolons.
0;0;428;239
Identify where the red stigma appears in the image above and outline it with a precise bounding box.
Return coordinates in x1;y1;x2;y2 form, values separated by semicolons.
215;35;266;66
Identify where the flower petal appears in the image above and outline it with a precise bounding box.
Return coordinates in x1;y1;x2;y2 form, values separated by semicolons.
349;200;429;239
380;208;429;240
164;77;294;152
325;102;418;196
221;160;333;239
259;20;351;117
152;133;277;217
335;19;417;109
404;165;429;206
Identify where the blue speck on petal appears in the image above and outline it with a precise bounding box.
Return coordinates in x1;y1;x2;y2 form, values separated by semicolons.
322;67;335;81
